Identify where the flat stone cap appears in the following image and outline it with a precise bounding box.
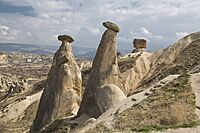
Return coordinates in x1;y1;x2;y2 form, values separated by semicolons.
58;35;74;43
133;38;147;49
103;21;120;32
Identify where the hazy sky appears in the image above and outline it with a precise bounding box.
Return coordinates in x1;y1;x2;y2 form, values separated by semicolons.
0;0;200;50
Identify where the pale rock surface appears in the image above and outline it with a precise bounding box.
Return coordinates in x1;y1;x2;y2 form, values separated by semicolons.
0;75;29;101
118;52;153;93
0;52;8;64
0;90;43;122
190;73;200;119
0;75;17;92
96;84;126;113
30;35;82;132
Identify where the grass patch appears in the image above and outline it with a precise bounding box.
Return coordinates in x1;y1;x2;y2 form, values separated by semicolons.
115;73;199;132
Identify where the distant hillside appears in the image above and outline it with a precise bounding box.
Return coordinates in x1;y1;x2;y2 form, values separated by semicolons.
0;43;131;59
0;43;96;59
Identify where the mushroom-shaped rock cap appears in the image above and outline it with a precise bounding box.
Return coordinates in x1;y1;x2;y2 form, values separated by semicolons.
58;35;74;43
133;38;147;49
103;21;120;32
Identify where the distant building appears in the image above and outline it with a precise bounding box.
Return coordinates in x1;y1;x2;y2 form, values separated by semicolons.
38;58;42;62
26;59;32;63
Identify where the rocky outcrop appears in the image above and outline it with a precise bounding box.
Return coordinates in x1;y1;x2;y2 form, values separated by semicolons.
96;84;126;114
0;52;8;64
132;38;147;53
30;35;82;132
77;21;126;118
0;75;29;101
140;32;200;89
0;75;16;93
118;52;153;94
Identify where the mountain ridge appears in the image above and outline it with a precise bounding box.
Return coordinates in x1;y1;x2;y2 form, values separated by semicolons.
0;43;96;59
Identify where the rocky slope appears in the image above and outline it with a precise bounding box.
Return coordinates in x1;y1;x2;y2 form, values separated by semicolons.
0;80;45;132
139;32;200;90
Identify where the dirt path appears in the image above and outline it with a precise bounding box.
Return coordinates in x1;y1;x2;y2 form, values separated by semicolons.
191;73;200;118
150;126;200;133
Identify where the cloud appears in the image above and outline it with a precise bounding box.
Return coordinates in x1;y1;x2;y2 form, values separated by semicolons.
88;28;100;35
0;1;36;16
140;27;151;35
0;25;19;41
0;25;9;35
176;32;189;39
129;27;166;50
131;27;165;41
0;0;200;50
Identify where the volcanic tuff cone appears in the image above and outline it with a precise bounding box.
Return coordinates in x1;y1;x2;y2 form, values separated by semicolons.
30;35;82;132
77;21;126;118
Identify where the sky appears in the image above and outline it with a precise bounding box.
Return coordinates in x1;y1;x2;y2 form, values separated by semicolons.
0;0;200;50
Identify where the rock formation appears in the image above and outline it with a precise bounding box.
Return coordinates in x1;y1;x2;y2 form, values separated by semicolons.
0;52;8;64
132;38;147;53
30;35;82;132
34;31;200;133
118;52;152;94
103;21;120;32
77;21;126;118
0;75;29;101
139;32;200;89
0;75;16;93
96;84;126;114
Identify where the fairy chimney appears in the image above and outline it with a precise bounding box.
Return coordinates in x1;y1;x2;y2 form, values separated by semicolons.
30;35;82;133
77;21;126;118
